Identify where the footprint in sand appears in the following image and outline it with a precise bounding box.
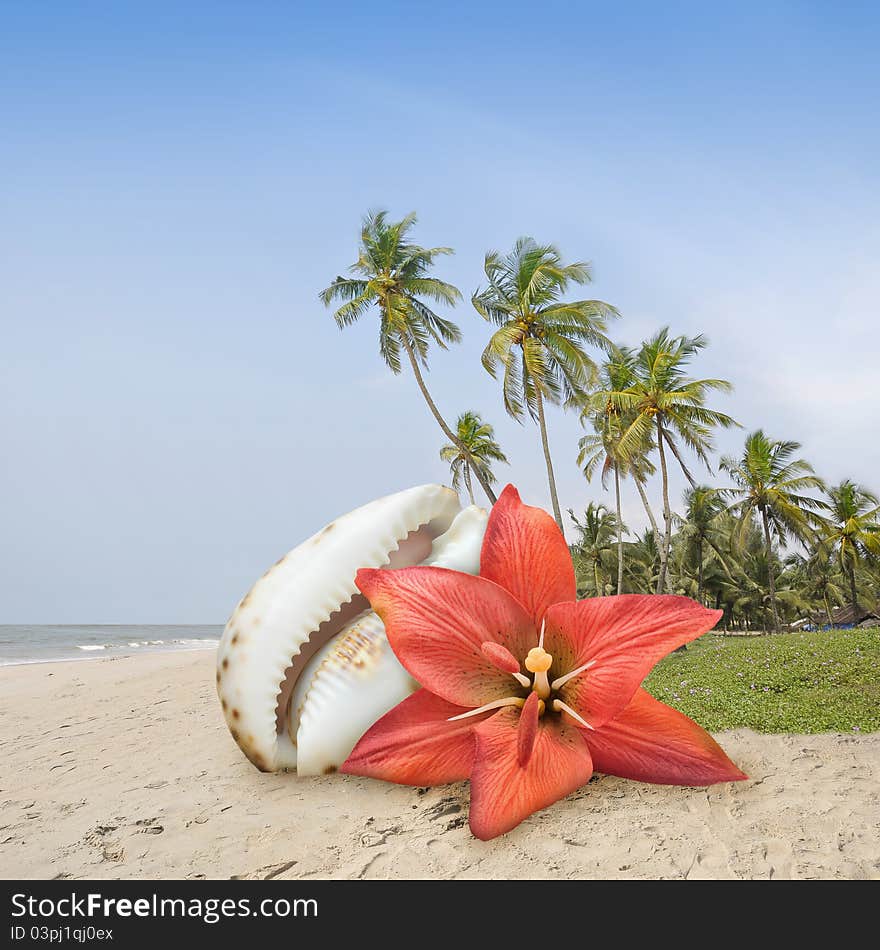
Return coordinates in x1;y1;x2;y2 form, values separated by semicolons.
686;841;734;880
84;825;124;863
761;839;793;880
425;836;472;876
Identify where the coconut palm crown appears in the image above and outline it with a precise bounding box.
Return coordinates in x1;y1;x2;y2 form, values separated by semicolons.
720;430;826;631
321;210;497;503
472;237;618;528
821;480;880;617
600;328;739;593
440;410;509;505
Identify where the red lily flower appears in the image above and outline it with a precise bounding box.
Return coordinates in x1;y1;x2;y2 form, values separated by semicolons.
342;485;747;840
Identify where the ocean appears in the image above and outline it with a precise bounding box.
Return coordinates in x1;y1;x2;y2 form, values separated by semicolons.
0;625;223;666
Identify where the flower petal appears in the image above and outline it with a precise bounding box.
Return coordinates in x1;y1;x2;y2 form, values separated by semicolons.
544;595;722;728
340;689;491;785
583;688;748;785
356;566;536;707
468;708;593;840
517;691;540;767
480;484;577;626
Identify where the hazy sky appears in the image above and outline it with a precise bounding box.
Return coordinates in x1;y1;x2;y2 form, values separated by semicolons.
3;2;878;622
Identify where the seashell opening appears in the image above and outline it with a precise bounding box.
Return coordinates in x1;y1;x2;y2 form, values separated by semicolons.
216;485;474;773
271;522;443;737
283;505;490;775
287;609;419;775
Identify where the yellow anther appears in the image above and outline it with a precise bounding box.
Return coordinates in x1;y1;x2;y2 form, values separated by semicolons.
524;647;553;673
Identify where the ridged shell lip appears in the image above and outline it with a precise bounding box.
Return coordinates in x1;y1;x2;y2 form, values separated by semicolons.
271;523;437;734
216;485;462;772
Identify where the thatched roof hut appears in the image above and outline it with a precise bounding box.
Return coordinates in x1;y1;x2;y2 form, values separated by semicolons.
800;600;880;629
831;604;880;627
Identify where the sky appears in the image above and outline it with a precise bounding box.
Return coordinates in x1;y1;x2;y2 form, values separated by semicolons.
2;1;878;623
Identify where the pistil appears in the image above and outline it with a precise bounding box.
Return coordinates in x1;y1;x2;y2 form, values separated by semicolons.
524;646;553;700
447;640;593;730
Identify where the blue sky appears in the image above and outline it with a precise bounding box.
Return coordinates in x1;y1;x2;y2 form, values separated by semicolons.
2;2;878;622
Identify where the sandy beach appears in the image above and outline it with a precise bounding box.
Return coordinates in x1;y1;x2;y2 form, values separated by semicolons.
1;650;877;881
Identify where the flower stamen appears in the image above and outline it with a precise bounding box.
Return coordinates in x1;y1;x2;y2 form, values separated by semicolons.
551;658;597;691
447;696;525;722
552;699;594;730
524;646;553;700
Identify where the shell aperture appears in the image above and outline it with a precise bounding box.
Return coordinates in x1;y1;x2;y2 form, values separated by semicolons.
287;505;488;776
216;485;487;774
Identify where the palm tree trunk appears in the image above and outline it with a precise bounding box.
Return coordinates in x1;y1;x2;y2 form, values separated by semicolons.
662;431;698;489
823;591;834;628
656;418;673;595
594;560;602;598
664;426;725;640
697;536;704;604
614;464;624;595
534;388;563;531
760;507;781;633
400;335;497;504
463;462;476;506
704;537;734;583
848;565;859;621
634;477;660;539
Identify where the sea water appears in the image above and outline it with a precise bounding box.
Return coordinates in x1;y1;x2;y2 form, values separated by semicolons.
0;625;222;666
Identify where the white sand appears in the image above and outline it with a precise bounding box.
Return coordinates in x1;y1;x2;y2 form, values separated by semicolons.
1;650;877;880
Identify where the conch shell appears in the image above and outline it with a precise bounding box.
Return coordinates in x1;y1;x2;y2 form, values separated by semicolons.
216;485;487;774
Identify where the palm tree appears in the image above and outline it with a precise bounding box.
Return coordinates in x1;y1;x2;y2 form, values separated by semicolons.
624;529;661;595
676;485;754;603
578;348;649;594
821;480;880;619
784;544;845;628
680;485;724;603
439;411;509;505
577;418;628;594
602;329;738;594
472;237;618;529
568;504;621;597
720;430;826;632
321;210;497;503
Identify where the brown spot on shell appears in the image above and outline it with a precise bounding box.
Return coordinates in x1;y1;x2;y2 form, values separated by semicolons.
251;755;268;772
231;633;239;646
232;708;240;720
222;657;229;670
215;670;221;684
320;521;336;535
326;620;384;672
323;765;337;775
230;728;240;743
239;590;253;609
221;699;228;711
